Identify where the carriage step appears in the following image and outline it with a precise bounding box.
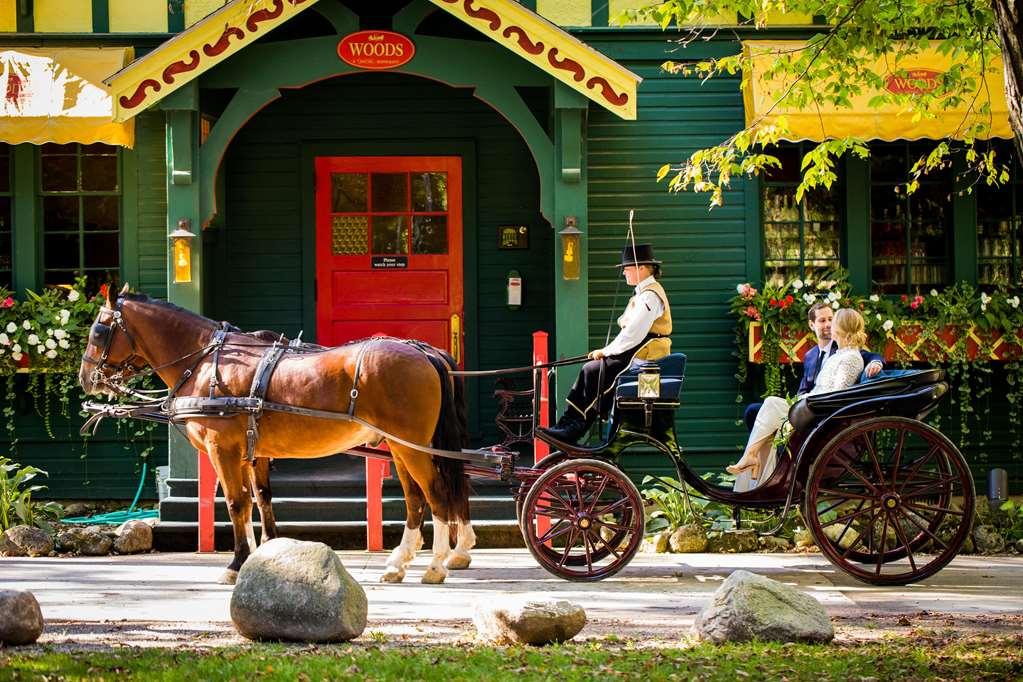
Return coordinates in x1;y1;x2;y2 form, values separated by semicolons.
152;519;524;552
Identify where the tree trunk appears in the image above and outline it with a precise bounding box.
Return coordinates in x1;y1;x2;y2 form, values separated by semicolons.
992;0;1023;160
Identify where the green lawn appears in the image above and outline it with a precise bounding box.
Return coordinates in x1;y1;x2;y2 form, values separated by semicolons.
1;633;1021;681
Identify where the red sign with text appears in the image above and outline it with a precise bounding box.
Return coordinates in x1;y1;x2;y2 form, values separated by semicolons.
338;31;415;70
885;69;941;95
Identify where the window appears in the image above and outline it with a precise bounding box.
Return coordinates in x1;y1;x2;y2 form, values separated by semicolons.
39;143;120;291
976;141;1023;289
870;143;953;294
0;144;11;289
761;144;842;287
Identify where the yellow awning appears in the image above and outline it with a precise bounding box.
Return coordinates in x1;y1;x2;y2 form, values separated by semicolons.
742;40;1012;141
0;47;134;147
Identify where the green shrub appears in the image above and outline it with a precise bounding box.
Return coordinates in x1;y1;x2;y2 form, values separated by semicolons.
0;455;63;534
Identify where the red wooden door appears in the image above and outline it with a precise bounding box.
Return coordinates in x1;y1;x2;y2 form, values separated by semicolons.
315;156;464;365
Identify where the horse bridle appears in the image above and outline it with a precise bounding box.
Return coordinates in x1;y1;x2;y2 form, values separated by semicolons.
82;298;151;392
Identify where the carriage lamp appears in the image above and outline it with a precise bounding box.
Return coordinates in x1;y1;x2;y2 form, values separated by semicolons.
637;368;661;399
560;217;582;281
170;218;196;284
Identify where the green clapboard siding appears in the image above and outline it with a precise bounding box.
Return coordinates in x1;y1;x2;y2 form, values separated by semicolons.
206;74;553;444
135;111;168;298
585;40;749;476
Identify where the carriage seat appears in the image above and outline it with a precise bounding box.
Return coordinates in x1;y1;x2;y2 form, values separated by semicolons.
614;353;687;411
787;368;946;431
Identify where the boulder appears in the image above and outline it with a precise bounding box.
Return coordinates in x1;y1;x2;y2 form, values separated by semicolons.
1014;539;1023;554
757;536;792;553
113;520;153;554
669;524;708;553
972;525;1006;554
62;502;93;517
706;529;758;553
693;570;834;644
3;525;53;557
474;598;586;645
823;524;860;550
793;528;815;548
0;590;44;645
0;533;24;557
642;529;671;553
56;527;112;556
230;538;366;642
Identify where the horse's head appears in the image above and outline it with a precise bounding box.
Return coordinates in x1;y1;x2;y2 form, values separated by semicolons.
79;283;149;396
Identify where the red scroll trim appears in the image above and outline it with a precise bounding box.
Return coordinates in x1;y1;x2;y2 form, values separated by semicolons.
246;0;284;32
586;76;629;107
502;25;544;55
547;48;585;82
162;50;201;85
463;0;501;30
203;26;246;57
119;79;162;110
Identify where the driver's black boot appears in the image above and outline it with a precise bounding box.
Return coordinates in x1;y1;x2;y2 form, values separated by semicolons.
538;414;591;445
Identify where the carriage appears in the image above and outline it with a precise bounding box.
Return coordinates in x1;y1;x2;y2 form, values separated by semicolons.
80;291;976;587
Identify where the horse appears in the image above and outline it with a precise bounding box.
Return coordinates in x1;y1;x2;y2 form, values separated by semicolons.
78;284;475;585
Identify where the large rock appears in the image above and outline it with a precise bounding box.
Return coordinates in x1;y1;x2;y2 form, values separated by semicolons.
757;536;793;553
669;524;708;553
474;598;586;645
0;533;24;557
230;538;366;642
3;525;53;557
56;527;112;556
972;525;1006;554
693;570;834;644
706;529;758;553
642;529;671;553
113;520;153;554
0;590;44;645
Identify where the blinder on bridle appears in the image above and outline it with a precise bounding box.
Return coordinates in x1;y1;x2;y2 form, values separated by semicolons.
82;298;147;386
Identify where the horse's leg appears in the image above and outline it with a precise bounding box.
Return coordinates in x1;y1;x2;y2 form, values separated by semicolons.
208;449;255;585
249;457;278;544
380;461;426;583
388;443;451;584
444;495;475;570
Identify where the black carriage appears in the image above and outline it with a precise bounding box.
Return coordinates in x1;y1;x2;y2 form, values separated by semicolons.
506;354;976;585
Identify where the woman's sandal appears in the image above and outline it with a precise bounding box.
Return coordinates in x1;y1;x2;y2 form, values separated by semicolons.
726;458;762;480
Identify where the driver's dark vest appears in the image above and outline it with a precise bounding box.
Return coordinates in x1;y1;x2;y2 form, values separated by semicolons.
622;280;672;361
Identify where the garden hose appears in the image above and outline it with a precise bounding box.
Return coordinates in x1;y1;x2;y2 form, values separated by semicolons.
62;462;160;525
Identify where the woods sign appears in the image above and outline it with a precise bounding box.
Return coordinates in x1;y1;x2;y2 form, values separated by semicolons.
338;31;415;70
885;69;942;95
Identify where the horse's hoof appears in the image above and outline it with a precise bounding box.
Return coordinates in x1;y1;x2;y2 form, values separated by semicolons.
380;568;405;583
421;566;447;584
218;569;239;585
444;552;472;570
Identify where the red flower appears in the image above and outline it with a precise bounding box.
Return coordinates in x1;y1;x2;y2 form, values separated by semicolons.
99;283;110;300
745;306;761;321
910;300;920;309
0;296;13;309
769;298;778;307
901;294;908;303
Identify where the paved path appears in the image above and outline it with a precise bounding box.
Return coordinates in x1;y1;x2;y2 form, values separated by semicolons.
2;550;1021;646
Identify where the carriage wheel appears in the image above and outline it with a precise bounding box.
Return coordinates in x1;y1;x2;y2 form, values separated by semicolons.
519;458;644;581
803;416;975;586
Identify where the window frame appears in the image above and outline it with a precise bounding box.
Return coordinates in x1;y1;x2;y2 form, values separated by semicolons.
975;141;1023;290
0;144;11;289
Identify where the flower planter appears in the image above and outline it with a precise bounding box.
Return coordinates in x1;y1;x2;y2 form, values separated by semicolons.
748;322;1023;364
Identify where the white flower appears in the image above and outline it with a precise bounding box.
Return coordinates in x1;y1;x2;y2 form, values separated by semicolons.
36;345;45;355
0;348;4;356
26;334;39;346
58;339;70;350
1011;296;1020;309
827;291;840;302
11;351;22;361
59;310;70;326
46;328;53;337
45;349;57;359
22;320;30;330
45;339;56;350
930;289;939;297
876;313;883;320
869;294;880;302
0;333;7;346
792;279;804;291
981;292;992;304
882;319;894;332
820;280;835;290
54;329;67;340
5;322;15;333
803;293;816;305
11;343;20;353
67;290;80;302
830;301;840;309
804;279;813;288
736;283;745;294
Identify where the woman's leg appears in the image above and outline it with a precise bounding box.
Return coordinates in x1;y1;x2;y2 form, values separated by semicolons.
727;396;788;477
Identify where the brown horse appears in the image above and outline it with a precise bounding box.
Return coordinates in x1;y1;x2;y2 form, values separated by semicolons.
78;285;474;584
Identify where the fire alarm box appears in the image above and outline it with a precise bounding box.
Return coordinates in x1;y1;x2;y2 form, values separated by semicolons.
507;270;522;309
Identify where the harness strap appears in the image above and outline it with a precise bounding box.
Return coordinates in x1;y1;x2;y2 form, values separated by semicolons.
242;343;288;462
207;326;230;399
347;339;377;416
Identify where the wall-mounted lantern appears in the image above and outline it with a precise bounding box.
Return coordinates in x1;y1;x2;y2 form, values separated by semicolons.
169;218;196;284
559;216;582;281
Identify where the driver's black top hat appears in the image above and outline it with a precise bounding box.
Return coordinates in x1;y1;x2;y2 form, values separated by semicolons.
614;243;661;268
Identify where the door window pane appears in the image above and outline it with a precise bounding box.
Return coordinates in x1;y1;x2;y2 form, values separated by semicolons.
332;215;368;255
412;172;447;212
976;142;1023;289
371;173;407;212
82;154;118;191
413;215;447;254
371;216;408;254
332;173;367;212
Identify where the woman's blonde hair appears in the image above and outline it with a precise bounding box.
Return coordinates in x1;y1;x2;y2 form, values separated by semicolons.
833;308;868;349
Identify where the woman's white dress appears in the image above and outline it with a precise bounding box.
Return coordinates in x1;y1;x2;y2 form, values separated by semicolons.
732;347;865;492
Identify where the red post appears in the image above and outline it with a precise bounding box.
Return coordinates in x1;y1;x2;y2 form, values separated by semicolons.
197;450;217;553
366;456;391;551
533;331;550;465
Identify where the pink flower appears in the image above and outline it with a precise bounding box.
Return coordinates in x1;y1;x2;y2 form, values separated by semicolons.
910;300;920;309
0;296;12;309
745;306;761;321
738;283;758;300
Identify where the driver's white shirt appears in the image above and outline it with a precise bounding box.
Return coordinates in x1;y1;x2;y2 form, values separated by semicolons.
599;275;664;357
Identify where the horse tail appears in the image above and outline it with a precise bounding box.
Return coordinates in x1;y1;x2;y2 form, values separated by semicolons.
420;347;472;525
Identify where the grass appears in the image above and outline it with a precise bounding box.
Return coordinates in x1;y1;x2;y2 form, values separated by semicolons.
1;632;1020;681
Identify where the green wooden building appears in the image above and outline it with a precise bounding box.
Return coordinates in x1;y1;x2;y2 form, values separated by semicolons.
1;0;1018;526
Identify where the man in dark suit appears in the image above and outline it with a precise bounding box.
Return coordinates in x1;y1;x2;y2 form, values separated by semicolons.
743;301;884;430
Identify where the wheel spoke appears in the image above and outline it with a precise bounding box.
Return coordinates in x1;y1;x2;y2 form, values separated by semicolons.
557;527;579;569
842;503;877;559
817;488;875;502
906;501;965;516
591;495;631;518
891;511;918;573
816;497;851;517
581;527;593;572
898;445;940;495
900;476;957;500
535;492;575;516
595;519;632;533
875;511;890;575
588;528;622;560
536;518;574;545
862;433;886;486
832;502;878;527
830;499;866;549
889;428;908;487
836;455;882;494
583;474;611;515
893;507;949;550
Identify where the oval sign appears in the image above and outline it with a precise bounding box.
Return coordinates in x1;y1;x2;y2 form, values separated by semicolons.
885;69;942;95
338;31;415;70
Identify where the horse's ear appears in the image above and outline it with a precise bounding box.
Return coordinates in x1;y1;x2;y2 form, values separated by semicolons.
119;282;130;296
